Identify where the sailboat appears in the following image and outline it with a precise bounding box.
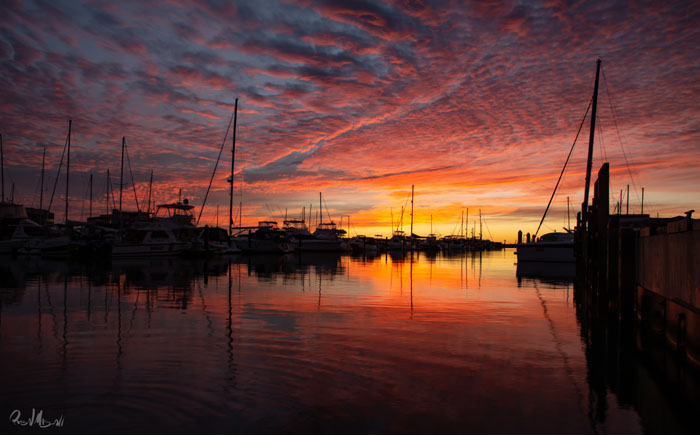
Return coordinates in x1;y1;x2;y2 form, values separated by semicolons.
517;59;602;264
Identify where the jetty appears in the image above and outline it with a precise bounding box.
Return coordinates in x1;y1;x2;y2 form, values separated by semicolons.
575;162;700;416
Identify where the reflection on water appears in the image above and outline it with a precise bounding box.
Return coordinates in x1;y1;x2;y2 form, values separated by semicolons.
0;250;694;434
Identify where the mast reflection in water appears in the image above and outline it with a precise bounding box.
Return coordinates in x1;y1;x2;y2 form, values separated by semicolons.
0;250;694;434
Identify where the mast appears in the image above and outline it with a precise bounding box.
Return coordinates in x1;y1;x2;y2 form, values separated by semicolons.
567;196;571;230
626;184;629;214
65;119;71;224
106;170;110;214
641;187;645;214
466;208;469;239
228;98;238;236
119;136;125;214
581;59;601;226
319;192;322;225
479;209;482;240
410;185;414;236
461;210;464;239
619;189;623;215
89;173;93;219
147;170;153;216
40;147;46;209
0;133;4;201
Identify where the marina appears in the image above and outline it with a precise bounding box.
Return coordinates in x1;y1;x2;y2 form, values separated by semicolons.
2;1;699;433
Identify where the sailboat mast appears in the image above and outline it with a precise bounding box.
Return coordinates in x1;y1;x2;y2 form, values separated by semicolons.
65;119;71;224
0;133;4;201
89;173;93;219
466;208;469;239
40;147;46;209
410;185;414;236
106;170;110;214
319;192;322;225
119;136;125;214
228;98;238;237
147;170;153;216
581;59;601;225
479;209;482;240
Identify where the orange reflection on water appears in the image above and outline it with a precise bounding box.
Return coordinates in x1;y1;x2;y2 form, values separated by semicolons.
2;250;636;434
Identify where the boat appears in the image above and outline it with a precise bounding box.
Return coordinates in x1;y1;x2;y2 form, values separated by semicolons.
233;221;292;254
283;219;343;252
387;230;414;250
515;231;574;262
311;222;348;251
200;225;239;254
0;202;44;255
517;59;602;264
349;235;379;256
111;220;186;257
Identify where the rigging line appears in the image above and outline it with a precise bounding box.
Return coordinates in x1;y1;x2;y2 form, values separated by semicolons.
108;173;117;211
322;196;333;223
47;129;70;212
534;99;592;238
482;214;494;241
450;221;459;236
124;141;141;213
197;110;235;226
597;117;608;163
533;281;591;433
397;190;411;232
602;68;641;201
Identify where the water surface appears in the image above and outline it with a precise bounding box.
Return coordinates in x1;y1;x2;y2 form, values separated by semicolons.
0;250;692;433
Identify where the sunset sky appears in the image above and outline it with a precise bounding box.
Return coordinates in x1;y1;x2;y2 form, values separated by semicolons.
1;0;698;241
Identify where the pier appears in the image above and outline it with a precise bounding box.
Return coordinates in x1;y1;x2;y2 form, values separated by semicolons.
575;162;700;413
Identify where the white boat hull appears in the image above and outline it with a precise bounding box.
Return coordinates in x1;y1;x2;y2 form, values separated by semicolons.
516;242;575;263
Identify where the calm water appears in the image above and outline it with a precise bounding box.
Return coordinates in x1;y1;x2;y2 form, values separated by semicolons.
0;250;693;434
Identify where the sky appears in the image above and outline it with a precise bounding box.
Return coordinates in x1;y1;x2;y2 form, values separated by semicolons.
1;0;699;242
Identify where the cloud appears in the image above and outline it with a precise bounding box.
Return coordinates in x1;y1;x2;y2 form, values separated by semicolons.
0;0;698;240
